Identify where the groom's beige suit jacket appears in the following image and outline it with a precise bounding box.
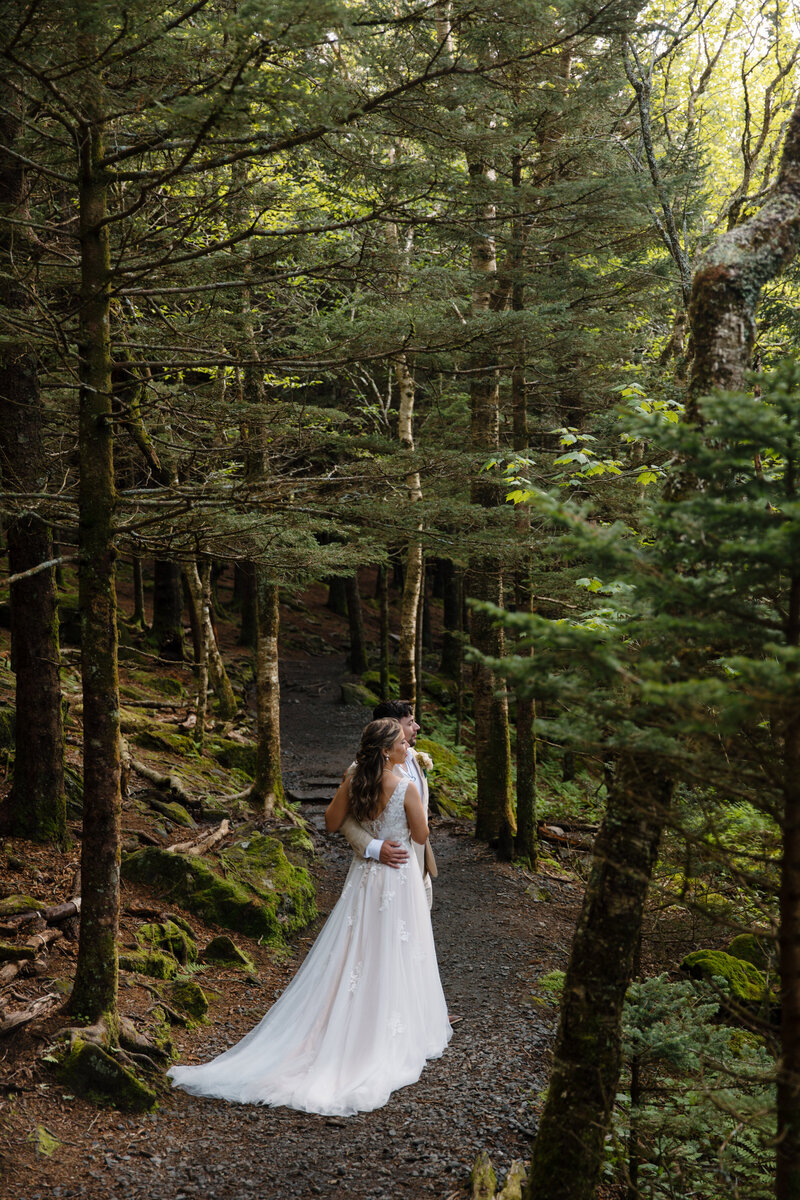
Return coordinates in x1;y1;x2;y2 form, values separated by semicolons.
340;750;435;909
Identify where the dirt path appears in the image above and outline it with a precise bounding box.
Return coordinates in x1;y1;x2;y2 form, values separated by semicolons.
13;657;581;1200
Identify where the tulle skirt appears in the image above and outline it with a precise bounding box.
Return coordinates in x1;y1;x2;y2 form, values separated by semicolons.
167;849;451;1115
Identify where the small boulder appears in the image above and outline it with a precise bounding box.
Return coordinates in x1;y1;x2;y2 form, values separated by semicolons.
119;949;179;980
202;935;256;973
165;978;209;1023
471;1151;497;1200
136;919;197;965
681;949;771;1005
340;681;379;708
57;1038;157;1112
727;933;775;972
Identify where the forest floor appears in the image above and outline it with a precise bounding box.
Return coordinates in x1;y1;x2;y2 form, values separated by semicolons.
0;578;585;1200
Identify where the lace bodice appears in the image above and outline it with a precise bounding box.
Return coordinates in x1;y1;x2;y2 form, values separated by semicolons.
363;776;410;842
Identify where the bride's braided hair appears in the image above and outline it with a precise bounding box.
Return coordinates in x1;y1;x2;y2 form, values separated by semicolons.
349;718;402;823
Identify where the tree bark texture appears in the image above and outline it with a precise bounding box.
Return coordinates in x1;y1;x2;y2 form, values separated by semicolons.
345;574;369;675
0;95;66;845
253;574;284;815
779;572;800;1200
687;95;800;411
467;155;514;855
69;25;122;1022
237;560;257;647
131;557;146;628
440;559;463;679
183;561;237;719
526;758;671;1200
151;559;184;660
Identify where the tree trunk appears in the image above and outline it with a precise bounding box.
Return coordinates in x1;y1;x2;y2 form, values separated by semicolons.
379;565;391;701
440;559;463;679
466;153;514;856
152;559;184;660
526;758;671;1200
131;557;147;629
183;561;237;719
252;574;284;815
345;573;369;675
687;96;800;412
0;76;65;846
69;19;122;1022
192;561;210;750
326;576;348;616
237;560;257;647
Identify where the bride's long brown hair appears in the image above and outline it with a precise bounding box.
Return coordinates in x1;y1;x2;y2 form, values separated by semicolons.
349;719;403;823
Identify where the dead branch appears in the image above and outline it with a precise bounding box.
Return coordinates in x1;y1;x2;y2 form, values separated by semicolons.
168;818;230;856
0;992;61;1036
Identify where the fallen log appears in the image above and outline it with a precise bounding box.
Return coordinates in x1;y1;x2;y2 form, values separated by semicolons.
0;898;81;932
538;824;595;852
0;991;60;1035
168;819;230;857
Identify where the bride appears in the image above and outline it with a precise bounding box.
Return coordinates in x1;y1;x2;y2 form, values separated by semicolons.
167;718;451;1115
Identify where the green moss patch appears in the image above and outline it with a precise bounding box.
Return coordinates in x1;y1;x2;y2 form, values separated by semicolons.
119;949;180;980
164;978;209;1022
122;839;316;949
681;950;771;1004
727;933;775;971
133;729;193;756
136;919;197;965
202;935;256;973
0;941;34;962
416;736;474;819
0;706;15;751
0;894;42;916
145;797;196;828
56;1039;157;1112
340;681;379;708
208;737;256;777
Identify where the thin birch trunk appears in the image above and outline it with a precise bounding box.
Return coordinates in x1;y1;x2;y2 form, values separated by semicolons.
192;562;210;750
183;561;237;719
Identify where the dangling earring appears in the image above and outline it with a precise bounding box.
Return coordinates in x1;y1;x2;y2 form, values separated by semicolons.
383;754;390;763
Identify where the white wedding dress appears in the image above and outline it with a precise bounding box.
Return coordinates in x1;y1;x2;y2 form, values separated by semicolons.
167;777;451;1115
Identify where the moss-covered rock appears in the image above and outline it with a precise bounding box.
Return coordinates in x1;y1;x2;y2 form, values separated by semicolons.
471;1151;497;1200
133;728;193;756
136;919;197;965
119;948;180;979
164;977;209;1022
0;894;42;916
56;1038;157;1112
278;825;315;863
122;840;316;949
146;797;196;828
0;706;15;751
202;935;256;973
128;669;185;697
681;949;771;1004
727;933;775;971
340;681;379;708
218;832;317;939
208;737;256;777
362;668;398;696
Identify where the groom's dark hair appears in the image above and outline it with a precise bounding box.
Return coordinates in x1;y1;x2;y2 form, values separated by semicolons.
372;699;414;721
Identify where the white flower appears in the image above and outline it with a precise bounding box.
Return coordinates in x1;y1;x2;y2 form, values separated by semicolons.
417;752;434;771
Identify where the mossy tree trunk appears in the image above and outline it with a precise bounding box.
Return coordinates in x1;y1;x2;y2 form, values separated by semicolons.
526;758;671;1200
378;564;390;700
183;560;237;719
345;573;369;675
326;575;348;616
466;154;514;856
440;559;463;679
69;10;122;1023
237;560;257;647
0;84;66;845
252;574;284;815
152;559;184;660
131;558;147;629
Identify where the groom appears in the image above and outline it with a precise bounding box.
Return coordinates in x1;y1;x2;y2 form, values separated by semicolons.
340;699;436;909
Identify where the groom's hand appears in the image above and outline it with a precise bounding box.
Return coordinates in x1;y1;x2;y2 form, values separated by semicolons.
380;840;409;868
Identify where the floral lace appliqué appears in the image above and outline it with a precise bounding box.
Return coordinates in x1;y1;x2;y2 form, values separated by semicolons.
398;920;410;943
388;1011;406;1037
379;889;396;912
348;961;362;994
